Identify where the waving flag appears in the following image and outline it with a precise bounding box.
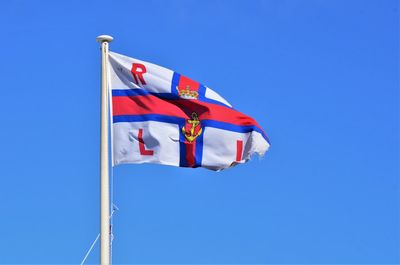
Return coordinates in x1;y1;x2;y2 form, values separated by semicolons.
109;51;270;171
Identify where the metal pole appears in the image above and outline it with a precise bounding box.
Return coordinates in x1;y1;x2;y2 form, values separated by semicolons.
96;34;113;265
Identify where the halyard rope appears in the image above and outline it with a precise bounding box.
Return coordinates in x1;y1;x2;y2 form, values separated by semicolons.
80;208;117;265
80;168;117;265
80;233;100;265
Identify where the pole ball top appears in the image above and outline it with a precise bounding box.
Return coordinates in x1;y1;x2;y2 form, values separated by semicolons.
96;35;114;43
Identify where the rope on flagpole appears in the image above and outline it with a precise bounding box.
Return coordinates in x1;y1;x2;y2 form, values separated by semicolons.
110;167;117;265
80;233;100;265
110;170;113;265
80;208;118;265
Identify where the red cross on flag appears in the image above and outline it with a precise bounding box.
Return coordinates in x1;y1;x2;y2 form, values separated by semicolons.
109;51;270;171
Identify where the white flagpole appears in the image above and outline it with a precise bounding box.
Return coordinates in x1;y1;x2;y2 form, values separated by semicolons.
96;34;113;265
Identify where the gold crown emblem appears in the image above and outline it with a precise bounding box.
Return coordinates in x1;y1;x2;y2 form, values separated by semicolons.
177;85;199;100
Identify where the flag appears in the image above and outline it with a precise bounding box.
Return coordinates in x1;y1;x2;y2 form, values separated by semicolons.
108;51;270;171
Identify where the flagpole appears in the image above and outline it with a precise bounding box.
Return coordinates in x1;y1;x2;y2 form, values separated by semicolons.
96;34;113;265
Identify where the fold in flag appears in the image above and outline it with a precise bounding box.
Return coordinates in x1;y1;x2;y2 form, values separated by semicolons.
109;51;270;171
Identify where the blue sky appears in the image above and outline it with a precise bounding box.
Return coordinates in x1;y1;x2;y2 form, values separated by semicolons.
0;0;398;264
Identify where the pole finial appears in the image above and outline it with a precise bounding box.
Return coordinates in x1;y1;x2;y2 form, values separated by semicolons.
96;35;113;43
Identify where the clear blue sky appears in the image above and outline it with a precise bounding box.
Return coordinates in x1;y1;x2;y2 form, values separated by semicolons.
0;0;398;264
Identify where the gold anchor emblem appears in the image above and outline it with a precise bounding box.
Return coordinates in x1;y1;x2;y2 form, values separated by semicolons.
182;112;203;142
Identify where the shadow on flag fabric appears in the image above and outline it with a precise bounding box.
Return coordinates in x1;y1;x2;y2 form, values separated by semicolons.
109;51;270;171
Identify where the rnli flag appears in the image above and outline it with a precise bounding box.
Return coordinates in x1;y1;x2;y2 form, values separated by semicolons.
109;51;270;171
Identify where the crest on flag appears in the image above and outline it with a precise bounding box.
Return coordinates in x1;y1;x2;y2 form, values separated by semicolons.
178;85;199;100
182;112;203;142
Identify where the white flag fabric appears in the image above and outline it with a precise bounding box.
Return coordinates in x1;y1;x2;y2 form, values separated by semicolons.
108;51;270;171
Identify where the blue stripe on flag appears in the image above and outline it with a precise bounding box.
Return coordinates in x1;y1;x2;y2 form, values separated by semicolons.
194;127;204;167
112;89;150;96
198;96;233;108
112;89;179;100
171;72;181;97
179;127;188;168
113;115;269;144
113;114;185;124
197;84;206;100
201;120;270;144
112;88;232;109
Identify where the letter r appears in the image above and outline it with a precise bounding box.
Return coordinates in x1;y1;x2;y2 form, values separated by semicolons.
131;63;147;85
